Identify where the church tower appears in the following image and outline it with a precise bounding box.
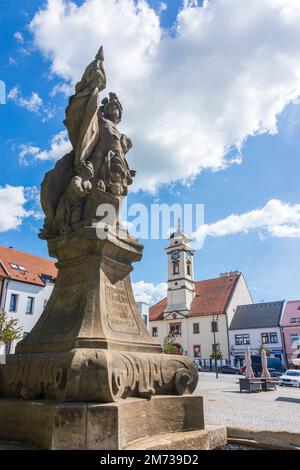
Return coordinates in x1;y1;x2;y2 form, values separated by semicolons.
164;219;195;317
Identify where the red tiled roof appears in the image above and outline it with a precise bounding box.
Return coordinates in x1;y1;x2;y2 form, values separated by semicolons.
149;273;240;321
0;246;57;286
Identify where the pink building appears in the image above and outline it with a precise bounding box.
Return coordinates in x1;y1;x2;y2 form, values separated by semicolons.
281;300;300;367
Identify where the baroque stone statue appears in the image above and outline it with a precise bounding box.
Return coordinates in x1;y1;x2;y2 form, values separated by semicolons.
0;48;201;449
39;47;135;239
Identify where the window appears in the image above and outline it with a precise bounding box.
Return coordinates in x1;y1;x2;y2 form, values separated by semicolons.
186;261;191;276
242;334;250;345
152;327;158;337
9;294;18;312
26;297;34;315
41;274;56;284
142;314;148;327
211;321;218;333
290;333;300;347
173;261;179;275
261;333;269;344
193;345;201;357
170;323;181;337
269;332;278;344
193;323;200;334
9;263;26;271
235;334;243;345
290;317;300;323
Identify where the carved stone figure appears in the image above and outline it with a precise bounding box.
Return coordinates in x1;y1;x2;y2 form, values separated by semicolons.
39;48;136;239
54;161;94;235
0;47;201;450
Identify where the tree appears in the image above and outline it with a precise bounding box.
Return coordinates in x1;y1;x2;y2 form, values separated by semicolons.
210;350;222;360
258;343;271;356
211;343;222;360
0;309;22;345
162;334;178;354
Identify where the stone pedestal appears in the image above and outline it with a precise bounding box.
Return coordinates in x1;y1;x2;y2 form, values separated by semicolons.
0;222;201;449
0;224;198;402
0;396;204;450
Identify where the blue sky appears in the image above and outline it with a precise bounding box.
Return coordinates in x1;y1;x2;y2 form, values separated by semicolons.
1;0;300;305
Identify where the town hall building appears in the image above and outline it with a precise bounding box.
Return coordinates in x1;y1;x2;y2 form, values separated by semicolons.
149;223;253;362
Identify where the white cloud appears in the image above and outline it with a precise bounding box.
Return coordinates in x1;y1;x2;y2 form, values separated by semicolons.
8;57;18;66
158;2;167;14
0;186;32;232
194;199;300;243
29;0;300;192
14;32;24;44
132;280;167;305
50;82;73;97
8;86;43;113
18;131;72;164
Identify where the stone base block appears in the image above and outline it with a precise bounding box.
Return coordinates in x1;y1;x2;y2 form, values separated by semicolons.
227;427;300;450
126;425;227;450
0;395;204;450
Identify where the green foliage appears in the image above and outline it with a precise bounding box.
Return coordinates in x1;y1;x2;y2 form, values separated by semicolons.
211;343;222;360
162;334;178;354
210;350;222;360
0;310;22;344
258;343;271;356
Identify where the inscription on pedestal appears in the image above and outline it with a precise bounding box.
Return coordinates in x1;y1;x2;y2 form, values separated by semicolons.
105;281;140;335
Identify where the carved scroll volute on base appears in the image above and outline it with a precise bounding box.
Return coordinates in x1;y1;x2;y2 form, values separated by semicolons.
2;350;198;403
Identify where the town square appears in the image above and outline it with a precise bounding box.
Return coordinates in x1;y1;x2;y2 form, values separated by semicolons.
0;0;300;458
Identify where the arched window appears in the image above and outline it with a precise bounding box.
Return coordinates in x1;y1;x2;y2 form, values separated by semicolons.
186;260;191;276
173;261;179;275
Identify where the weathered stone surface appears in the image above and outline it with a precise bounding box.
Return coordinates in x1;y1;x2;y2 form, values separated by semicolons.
227;426;300;450
0;396;204;450
125;425;227;450
0;226;198;402
39;46;135;240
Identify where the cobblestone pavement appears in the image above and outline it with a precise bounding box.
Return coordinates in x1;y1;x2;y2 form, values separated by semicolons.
196;372;300;433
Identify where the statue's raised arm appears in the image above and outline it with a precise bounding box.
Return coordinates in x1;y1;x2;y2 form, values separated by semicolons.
64;46;106;166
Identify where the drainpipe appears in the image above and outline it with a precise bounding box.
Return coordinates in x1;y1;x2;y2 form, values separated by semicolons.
1;278;10;311
280;326;288;368
225;314;231;364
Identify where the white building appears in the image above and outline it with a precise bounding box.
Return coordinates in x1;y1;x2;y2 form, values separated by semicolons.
0;246;57;354
137;301;149;329
229;301;285;367
149;223;253;362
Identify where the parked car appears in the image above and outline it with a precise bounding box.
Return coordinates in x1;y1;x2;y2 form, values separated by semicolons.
279;370;300;388
218;365;240;375
240;356;286;377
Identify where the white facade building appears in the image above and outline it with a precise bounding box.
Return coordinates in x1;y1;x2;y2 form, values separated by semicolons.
0;246;56;354
149;224;253;362
229;301;285;366
137;301;149;329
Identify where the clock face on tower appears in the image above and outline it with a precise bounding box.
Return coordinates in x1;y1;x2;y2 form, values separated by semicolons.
171;249;180;261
